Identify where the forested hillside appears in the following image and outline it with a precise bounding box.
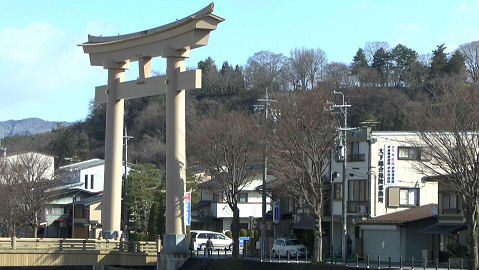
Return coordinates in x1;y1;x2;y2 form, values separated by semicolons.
2;40;479;168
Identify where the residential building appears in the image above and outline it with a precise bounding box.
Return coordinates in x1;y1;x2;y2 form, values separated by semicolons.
357;204;437;261
330;127;439;257
44;158;131;238
191;174;272;233
58;159;106;193
420;176;467;261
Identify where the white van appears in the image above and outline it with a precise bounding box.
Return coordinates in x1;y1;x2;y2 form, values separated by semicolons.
190;230;233;250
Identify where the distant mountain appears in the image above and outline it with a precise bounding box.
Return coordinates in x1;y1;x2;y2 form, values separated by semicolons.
0;118;72;137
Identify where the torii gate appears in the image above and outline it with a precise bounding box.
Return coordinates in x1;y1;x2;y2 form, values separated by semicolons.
80;4;223;250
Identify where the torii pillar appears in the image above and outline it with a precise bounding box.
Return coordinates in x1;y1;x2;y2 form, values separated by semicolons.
80;4;224;252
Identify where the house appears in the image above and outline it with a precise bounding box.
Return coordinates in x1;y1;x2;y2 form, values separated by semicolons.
329;127;439;256
191;174;272;233
58;159;106;193
43;186;102;238
419;176;467;261
44;158;131;238
357;203;437;261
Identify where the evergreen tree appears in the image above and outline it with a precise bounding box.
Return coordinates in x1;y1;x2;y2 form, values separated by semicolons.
430;44;448;74
352;48;368;69
446;50;466;74
372;47;392;87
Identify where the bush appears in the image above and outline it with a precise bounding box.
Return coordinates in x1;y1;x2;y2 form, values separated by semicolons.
254;230;258;239
447;243;468;257
240;229;248;237
248;229;255;238
130;232;148;241
225;230;232;238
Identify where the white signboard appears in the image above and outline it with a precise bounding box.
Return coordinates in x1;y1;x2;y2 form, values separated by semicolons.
385;145;396;184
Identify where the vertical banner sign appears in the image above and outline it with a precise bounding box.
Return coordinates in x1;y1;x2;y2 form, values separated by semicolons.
273;201;280;224
385;145;396;184
378;148;384;203
185;192;191;226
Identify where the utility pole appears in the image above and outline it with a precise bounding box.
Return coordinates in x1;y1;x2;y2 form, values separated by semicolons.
122;127;133;239
255;87;276;261
72;195;76;238
327;90;352;261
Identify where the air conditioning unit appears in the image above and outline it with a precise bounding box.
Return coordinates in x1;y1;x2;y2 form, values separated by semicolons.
357;205;367;214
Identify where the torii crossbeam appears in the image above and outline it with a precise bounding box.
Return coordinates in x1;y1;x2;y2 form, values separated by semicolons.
80;4;223;254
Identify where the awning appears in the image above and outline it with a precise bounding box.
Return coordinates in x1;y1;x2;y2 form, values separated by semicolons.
418;223;466;234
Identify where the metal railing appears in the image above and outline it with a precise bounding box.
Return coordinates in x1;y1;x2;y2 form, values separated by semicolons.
0;237;158;254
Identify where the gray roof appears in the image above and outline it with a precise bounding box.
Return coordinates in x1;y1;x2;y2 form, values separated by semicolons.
76;194;103;206
59;158;104;171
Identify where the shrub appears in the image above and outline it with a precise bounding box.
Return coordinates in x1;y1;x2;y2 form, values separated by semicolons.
248;229;255;238
225;230;232;238
447;243;468;257
240;229;248;237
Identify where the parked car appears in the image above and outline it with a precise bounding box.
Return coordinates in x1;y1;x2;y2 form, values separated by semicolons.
271;238;307;258
190;230;234;251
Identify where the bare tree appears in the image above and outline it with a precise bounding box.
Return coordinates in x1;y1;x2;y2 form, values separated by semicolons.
323;62;355;90
245;51;287;91
459;41;479;85
413;87;479;269
191;108;260;257
0;160;23;236
2;153;58;238
270;91;337;262
289;47;328;90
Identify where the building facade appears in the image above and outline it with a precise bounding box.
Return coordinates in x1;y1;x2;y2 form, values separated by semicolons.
192;175;272;233
330;128;439;256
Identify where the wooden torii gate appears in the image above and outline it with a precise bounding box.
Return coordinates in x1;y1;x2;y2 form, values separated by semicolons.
79;4;223;254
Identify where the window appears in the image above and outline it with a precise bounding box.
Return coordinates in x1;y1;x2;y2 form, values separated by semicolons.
90;175;94;189
239;193;248;203
388;187;418;207
399;188;418;206
84;175;88;189
348;142;365;162
198;233;207;239
348;180;369;202
398;147;430;161
334;183;343;200
442;193;457;210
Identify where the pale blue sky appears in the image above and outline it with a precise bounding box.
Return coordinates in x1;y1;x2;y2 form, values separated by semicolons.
1;0;478;122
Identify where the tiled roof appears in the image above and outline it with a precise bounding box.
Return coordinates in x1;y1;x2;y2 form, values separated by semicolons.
357;204;437;225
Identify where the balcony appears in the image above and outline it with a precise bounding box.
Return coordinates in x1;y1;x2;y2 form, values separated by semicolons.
347;154;365;162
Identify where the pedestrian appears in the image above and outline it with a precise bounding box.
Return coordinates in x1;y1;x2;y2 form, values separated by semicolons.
206;236;214;257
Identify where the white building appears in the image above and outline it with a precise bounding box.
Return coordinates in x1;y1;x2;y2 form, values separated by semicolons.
330;127;439;257
192;175;272;233
58;159;106;193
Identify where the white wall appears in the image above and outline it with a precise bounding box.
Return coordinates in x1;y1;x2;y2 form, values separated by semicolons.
331;132;438;218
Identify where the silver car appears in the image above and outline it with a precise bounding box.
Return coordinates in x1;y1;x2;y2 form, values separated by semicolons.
271;238;307;258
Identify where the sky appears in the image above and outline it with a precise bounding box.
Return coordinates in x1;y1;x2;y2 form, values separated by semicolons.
0;0;478;122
